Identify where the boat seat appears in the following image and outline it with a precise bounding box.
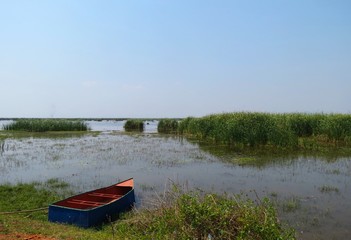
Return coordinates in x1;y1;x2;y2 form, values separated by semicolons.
67;199;103;207
88;193;122;199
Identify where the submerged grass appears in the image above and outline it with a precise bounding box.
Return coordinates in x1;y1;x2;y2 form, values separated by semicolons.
281;197;301;213
3;119;89;132
318;185;339;193
234;157;258;166
178;112;351;149
0;183;295;239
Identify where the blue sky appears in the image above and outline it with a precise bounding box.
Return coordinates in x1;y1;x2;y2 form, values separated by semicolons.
1;0;350;118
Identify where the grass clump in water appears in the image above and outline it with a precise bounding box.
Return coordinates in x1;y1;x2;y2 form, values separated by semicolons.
234;157;258;166
3;119;89;132
116;190;295;239
45;178;70;189
157;119;179;134
124;120;144;132
281;197;301;213
318;185;339;193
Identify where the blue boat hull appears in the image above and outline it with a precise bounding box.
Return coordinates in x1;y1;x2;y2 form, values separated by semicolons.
48;179;135;228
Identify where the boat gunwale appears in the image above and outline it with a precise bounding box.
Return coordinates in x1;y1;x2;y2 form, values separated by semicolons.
49;178;134;212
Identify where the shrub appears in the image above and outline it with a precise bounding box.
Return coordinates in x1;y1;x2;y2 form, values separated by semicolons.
117;190;295;239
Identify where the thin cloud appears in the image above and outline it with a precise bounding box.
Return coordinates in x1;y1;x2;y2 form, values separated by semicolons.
82;81;98;88
121;83;145;92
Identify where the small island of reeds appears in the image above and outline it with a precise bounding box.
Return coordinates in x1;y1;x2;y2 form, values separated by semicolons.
124;119;144;132
3;119;89;132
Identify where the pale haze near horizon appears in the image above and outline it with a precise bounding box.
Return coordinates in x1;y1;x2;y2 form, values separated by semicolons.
0;1;350;118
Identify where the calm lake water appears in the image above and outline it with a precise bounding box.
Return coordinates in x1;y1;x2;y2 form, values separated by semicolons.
0;120;350;240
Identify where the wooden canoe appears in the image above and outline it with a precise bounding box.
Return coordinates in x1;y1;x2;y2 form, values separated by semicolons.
48;178;135;228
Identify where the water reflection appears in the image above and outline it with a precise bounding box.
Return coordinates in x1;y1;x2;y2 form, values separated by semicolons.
86;120;158;133
196;139;351;166
0;140;4;155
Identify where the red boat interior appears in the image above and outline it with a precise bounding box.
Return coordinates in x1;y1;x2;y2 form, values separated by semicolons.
54;180;133;210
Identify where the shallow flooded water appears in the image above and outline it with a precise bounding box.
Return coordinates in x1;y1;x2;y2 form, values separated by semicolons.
85;120;158;133
0;120;350;239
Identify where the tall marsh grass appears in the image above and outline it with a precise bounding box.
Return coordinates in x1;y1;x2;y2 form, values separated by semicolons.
3;119;89;132
157;119;179;133
124;120;144;132
178;112;351;148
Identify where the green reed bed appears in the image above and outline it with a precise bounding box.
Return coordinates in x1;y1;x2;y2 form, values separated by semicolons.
3;119;89;132
178;113;296;147
124;120;144;132
178;112;351;148
157;119;179;134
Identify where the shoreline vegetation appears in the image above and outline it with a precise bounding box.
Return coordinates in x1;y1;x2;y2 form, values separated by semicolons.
177;112;351;150
2;112;351;151
0;182;295;240
1;112;351;151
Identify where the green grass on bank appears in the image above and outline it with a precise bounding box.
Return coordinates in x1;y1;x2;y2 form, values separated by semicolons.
3;119;89;132
0;183;295;240
117;189;295;239
0;180;72;221
178;112;351;149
